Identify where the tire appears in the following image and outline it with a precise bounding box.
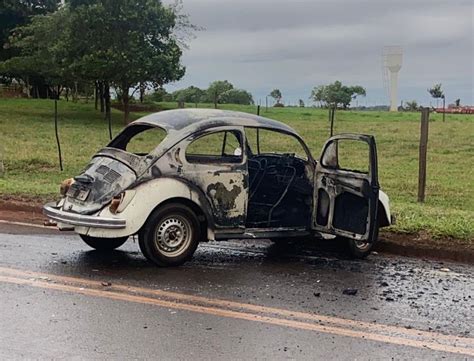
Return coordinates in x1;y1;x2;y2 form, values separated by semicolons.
80;235;128;251
345;225;379;259
138;203;201;267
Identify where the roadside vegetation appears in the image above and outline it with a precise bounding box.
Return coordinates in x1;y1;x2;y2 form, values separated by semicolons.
0;98;472;241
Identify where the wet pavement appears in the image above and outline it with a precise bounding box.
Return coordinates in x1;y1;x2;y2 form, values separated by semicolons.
0;223;473;360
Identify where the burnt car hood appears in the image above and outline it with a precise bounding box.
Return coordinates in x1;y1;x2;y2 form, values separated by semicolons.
62;155;137;215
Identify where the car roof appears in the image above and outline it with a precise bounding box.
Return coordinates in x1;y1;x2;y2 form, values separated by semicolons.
131;108;298;135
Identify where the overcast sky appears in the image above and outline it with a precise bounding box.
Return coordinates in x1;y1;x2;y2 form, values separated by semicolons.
165;0;473;106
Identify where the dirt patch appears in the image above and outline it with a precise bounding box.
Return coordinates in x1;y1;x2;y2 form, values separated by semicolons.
0;199;472;264
377;231;474;264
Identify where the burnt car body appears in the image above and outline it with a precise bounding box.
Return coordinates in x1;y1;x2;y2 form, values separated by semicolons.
44;109;392;266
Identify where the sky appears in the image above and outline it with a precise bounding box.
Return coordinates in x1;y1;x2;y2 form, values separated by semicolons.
164;0;473;107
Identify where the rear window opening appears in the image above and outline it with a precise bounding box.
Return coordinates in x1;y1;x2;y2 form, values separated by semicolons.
108;124;167;156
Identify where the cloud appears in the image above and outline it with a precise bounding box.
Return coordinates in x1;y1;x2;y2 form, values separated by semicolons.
165;0;473;105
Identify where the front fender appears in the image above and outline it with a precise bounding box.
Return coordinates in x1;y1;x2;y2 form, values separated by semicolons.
77;177;213;238
378;190;392;227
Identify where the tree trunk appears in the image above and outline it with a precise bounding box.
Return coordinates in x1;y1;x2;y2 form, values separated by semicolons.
25;76;30;98
99;81;105;113
65;87;69;101
442;97;446;122
122;82;130;124
139;83;145;103
73;82;78;102
94;81;99;110
104;82;111;122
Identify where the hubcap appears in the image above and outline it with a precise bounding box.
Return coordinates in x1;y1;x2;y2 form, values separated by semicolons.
155;215;192;257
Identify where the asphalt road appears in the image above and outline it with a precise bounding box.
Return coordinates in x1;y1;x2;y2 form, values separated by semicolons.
0;223;473;360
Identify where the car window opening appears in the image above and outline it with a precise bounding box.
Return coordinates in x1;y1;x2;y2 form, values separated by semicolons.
108;124;167;156
244;127;313;229
185;130;243;164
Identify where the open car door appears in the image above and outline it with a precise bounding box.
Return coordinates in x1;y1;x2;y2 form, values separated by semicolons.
312;134;379;242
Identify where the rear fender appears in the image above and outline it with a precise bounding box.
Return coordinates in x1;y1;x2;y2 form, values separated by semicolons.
76;177;214;239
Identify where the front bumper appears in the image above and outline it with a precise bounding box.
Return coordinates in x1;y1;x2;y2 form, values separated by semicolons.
43;202;126;229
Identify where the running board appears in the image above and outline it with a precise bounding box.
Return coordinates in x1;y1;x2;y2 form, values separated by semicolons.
215;228;309;240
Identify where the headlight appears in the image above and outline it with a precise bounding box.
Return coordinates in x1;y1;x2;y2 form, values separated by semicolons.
59;178;75;196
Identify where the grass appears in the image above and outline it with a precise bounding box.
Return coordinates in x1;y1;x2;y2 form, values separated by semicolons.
0;98;473;241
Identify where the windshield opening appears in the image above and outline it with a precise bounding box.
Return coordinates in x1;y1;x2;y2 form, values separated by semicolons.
108;124;168;156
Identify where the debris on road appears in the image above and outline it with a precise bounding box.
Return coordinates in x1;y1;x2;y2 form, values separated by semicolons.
343;288;358;296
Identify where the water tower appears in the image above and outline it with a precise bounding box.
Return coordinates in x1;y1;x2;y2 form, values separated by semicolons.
382;46;403;111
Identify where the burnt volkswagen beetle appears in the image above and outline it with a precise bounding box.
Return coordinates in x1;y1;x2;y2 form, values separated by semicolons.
44;109;392;266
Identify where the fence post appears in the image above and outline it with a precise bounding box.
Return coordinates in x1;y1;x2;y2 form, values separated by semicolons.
54;99;63;171
257;105;260;116
0;145;4;178
418;107;430;202
329;106;335;137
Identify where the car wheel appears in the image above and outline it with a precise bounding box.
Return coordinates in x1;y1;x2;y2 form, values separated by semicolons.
80;235;128;251
138;203;200;267
345;225;379;259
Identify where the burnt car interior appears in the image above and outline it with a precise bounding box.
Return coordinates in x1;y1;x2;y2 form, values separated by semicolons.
244;127;313;228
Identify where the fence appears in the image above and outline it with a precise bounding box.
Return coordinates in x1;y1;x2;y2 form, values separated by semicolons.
0;84;25;98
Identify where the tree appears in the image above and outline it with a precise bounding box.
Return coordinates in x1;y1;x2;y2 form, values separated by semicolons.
405;100;418;111
144;87;169;102
207;80;233;108
428;83;445;121
428;84;444;105
0;0;60;63
455;98;461;107
67;0;190;123
0;8;72;98
298;99;305;107
220;89;253;105
173;86;205;105
310;81;366;109
269;89;282;105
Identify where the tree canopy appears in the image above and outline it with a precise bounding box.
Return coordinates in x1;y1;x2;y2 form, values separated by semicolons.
269;89;282;104
0;0;193;123
173;86;205;104
0;0;59;62
428;84;444;100
207;80;233;108
220;88;253;105
310;81;366;109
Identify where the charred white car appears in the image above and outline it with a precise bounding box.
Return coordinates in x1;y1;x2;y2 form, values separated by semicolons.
44;109;392;266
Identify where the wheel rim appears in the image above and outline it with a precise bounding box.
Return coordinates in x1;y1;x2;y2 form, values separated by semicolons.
354;240;371;251
154;215;193;257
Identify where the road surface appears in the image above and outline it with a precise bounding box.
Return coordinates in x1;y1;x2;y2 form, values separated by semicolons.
0;222;473;360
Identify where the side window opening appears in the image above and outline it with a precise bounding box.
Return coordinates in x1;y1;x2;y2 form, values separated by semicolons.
108;124;167;156
245;127;308;160
185;130;243;164
322;139;369;174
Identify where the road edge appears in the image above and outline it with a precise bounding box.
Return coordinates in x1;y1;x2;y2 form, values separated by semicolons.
0;199;472;264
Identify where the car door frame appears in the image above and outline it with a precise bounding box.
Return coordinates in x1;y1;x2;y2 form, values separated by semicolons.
179;125;249;231
312;133;379;242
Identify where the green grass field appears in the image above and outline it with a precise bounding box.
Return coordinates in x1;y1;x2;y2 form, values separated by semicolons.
0;98;473;241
